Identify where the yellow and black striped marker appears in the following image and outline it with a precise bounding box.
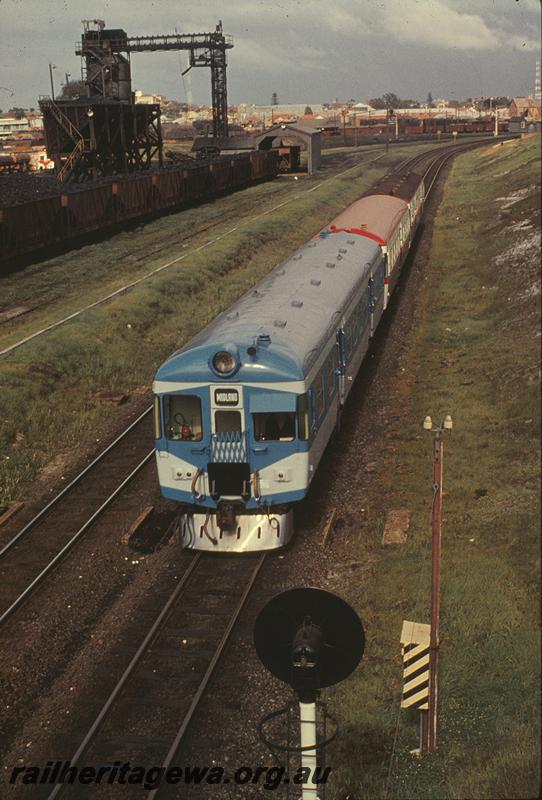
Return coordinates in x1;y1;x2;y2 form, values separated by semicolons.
400;620;430;710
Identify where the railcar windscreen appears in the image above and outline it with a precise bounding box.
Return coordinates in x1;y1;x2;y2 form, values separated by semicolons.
253;412;295;442
164;395;203;441
215;410;242;434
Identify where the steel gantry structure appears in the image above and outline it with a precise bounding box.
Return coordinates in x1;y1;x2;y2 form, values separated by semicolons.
77;19;233;138
40;20;233;181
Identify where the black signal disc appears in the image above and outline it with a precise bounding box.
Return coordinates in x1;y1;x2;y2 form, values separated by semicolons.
254;587;364;689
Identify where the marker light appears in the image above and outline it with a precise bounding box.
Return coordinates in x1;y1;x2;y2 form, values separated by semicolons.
212;350;236;375
444;415;453;430
423;416;433;430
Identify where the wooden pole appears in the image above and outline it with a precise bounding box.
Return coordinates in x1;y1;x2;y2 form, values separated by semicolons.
428;430;443;752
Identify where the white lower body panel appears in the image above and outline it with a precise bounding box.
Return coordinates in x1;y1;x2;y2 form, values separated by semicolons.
178;509;294;552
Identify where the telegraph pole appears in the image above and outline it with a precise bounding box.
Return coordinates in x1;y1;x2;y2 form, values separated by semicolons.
49;63;56;100
385;106;390;151
422;414;453;753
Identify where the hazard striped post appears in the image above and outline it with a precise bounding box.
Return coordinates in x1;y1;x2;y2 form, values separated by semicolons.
401;620;430;753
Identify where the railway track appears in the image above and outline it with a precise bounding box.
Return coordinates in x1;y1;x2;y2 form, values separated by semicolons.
43;552;266;800
0;134;507;797
0;136;505;631
391;134;507;186
0;407;154;626
0;146;388;361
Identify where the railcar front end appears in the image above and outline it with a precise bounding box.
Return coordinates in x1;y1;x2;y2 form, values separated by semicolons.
153;342;311;552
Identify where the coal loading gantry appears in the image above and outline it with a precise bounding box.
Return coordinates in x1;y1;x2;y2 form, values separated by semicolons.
40;19;233;182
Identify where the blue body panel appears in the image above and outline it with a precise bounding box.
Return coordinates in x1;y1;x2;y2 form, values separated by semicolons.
153;224;390;512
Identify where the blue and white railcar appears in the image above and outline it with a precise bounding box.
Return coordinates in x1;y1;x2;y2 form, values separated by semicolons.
152;230;385;552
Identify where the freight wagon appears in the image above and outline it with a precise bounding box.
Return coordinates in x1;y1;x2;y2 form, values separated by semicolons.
0;150;278;265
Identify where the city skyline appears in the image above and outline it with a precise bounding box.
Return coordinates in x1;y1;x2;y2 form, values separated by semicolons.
1;0;540;110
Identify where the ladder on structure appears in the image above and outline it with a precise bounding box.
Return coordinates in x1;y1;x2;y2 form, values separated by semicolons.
40;98;86;181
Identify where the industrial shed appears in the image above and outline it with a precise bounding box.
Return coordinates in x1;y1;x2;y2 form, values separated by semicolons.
254;123;321;174
192;122;322;174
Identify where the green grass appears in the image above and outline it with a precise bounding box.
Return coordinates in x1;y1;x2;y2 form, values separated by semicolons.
0;142;435;352
327;135;541;799
0;142;440;504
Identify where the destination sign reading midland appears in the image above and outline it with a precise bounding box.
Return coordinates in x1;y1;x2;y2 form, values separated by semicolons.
214;389;239;406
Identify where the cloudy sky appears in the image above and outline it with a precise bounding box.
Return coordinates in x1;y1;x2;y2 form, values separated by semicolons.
0;0;540;109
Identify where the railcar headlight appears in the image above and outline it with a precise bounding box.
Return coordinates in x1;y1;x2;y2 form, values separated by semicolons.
212;350;237;375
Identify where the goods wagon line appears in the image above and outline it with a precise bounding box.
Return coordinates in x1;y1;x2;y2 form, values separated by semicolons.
0;149;389;361
0;151;278;265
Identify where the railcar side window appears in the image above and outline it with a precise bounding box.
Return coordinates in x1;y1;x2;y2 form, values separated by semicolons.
153;396;162;439
253;413;295;441
313;374;325;419
297;394;309;441
325;354;335;399
215;410;242;434
165;395;203;441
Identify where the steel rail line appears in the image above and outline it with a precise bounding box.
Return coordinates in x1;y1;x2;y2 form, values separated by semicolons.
0;139;494;627
0;448;155;626
1;138;502;363
0;405;153;560
0;149;387;362
148;553;266;800
47;552;266;800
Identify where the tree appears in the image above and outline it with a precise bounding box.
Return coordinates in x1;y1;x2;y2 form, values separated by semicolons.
383;92;401;109
426;92;434;107
57;80;87;100
369;94;404;110
304;105;313;115
271;92;278;105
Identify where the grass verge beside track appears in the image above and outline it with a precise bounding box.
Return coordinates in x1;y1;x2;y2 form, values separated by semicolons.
0;142;449;352
328;135;540;798
0;144;436;504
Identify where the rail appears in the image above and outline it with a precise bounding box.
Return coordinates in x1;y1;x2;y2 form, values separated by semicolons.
46;552;266;800
0;407;155;627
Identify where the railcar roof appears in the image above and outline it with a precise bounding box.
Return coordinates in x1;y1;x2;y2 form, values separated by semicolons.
156;231;381;382
327;194;409;244
364;172;423;203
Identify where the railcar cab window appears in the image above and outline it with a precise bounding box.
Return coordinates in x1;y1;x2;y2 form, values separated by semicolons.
215;410;242;434
253;412;295;441
165;395;202;441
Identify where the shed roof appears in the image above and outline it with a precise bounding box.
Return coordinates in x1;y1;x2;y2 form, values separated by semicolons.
254;123;322;142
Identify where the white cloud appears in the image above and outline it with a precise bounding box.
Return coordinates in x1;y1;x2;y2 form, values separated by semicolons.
378;0;499;50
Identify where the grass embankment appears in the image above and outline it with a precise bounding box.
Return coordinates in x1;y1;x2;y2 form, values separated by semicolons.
0;143;434;505
0;142;441;352
329;135;541;799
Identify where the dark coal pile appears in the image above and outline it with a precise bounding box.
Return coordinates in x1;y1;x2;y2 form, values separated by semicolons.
0;151;254;208
0;173;65;206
